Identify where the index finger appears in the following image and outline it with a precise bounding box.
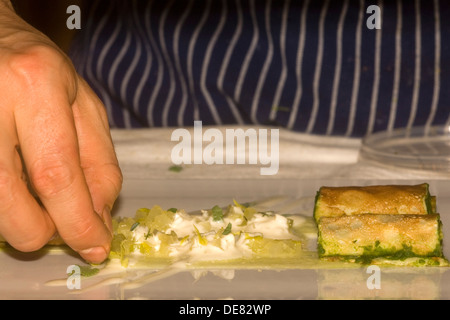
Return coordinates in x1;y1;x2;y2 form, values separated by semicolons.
14;76;112;264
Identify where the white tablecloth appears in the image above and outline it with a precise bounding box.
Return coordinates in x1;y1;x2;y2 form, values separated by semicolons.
111;127;450;181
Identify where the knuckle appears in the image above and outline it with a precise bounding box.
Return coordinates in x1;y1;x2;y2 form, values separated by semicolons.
61;219;111;254
108;163;123;195
102;163;123;204
86;162;123;197
9;45;62;78
29;158;77;198
63;222;95;247
6;44;77;98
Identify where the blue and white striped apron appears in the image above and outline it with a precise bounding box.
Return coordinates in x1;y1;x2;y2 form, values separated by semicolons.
70;0;450;137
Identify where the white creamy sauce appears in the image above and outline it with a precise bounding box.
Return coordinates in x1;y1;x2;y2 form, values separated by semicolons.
129;205;303;261
245;213;296;240
169;211;198;238
189;233;251;261
132;225;150;244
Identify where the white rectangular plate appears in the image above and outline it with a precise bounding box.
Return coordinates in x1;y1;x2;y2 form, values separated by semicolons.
1;178;449;300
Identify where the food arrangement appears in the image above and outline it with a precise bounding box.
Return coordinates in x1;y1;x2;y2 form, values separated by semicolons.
314;183;447;266
107;183;447;268
0;183;445;268
109;201;307;268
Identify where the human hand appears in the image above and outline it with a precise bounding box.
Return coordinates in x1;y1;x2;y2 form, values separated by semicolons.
0;1;122;263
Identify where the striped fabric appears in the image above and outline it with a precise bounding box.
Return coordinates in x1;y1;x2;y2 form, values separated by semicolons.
70;0;450;137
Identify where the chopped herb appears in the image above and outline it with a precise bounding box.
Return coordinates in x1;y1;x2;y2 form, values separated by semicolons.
167;208;178;213
222;223;232;235
180;235;190;245
233;199;247;210
193;225;207;245
169;165;183;172
272;105;291;112
211;205;224;221
130;222;140;231
67;265;100;278
233;200;253;210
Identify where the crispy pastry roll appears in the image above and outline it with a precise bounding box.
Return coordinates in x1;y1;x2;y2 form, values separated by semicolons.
314;183;434;223
317;213;443;259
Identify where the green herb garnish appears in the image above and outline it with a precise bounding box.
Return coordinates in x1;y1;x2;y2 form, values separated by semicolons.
211;205;224;221
222;223;232;235
167;208;178;213
272;105;291;112
130;222;140;231
67;265;100;278
169;165;183;172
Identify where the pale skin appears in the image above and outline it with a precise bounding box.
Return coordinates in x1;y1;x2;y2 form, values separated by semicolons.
0;1;123;263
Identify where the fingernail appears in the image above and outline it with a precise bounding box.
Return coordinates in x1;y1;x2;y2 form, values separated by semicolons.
79;246;108;264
